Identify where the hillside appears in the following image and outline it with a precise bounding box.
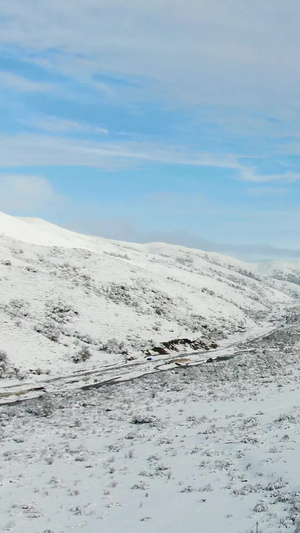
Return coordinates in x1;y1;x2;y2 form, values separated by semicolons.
0;211;299;381
3;212;300;532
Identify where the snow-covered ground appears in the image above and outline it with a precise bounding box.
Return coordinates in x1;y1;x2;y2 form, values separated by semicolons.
1;310;300;532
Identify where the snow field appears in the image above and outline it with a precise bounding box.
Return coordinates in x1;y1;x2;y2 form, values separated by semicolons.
2;333;300;532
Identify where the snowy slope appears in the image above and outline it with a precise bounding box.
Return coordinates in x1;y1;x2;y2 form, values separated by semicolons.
0;211;299;379
2;316;300;533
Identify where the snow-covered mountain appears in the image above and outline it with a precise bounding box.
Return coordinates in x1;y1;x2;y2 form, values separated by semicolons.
3;212;300;533
0;210;299;379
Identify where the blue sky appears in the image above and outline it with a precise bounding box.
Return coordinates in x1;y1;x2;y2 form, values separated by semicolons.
0;0;300;260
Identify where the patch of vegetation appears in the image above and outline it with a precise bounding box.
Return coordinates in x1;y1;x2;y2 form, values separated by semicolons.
0;349;8;378
72;346;92;364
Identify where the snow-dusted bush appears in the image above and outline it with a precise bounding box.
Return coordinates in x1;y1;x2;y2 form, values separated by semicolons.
72;346;92;364
254;501;268;512
176;255;193;267
34;322;61;342
101;338;128;355
178;314;211;334
180;485;195;493
131;414;159;427
12;246;24;254
26;395;54;418
104;251;131;260
0;349;8;377
131;481;149;490
6;299;29;318
46;302;79;324
104;283;139;307
74;332;96;345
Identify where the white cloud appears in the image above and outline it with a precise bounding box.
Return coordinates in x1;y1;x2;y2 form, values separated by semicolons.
1;1;300;110
0;175;66;213
0;133;243;170
0;71;53;93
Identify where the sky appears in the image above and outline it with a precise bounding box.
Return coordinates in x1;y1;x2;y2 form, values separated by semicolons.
0;0;300;261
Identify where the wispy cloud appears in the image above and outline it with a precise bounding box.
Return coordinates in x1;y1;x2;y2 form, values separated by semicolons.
239;168;300;183
28;116;108;135
0;71;53;93
0;133;243;170
1;132;295;185
0;131;297;194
